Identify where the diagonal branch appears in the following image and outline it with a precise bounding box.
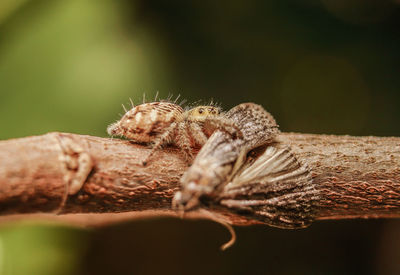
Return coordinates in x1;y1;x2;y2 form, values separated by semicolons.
0;132;399;226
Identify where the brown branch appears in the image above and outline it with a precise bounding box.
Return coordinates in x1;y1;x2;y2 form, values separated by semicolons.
0;132;399;227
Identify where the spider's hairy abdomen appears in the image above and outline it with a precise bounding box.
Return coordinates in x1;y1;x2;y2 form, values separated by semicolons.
107;101;184;143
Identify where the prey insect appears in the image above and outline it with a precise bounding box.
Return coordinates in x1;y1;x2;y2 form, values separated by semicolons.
173;103;280;211
173;103;318;249
107;97;242;165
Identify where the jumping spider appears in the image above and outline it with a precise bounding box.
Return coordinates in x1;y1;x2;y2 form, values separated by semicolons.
107;100;242;165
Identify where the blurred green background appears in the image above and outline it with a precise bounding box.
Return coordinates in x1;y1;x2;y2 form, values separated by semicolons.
1;0;400;274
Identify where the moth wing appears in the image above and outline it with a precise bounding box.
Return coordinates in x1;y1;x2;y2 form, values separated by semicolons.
224;146;311;191
219;145;318;229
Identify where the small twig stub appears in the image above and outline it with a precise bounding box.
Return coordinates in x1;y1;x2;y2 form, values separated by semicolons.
55;133;94;211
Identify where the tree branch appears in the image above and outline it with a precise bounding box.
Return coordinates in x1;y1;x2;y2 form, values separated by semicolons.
0;132;399;226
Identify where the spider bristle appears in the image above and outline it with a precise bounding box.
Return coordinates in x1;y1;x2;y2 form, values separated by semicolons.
126;92;189;108
183;98;223;111
184;99;203;110
159;94;173;103
122;103;128;113
129;97;134;108
173;94;181;104
154;91;159;102
179;99;188;106
153;93;188;107
208;98;221;108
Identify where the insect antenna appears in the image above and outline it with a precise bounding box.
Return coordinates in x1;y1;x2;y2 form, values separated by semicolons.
129;98;134;108
199;209;237;250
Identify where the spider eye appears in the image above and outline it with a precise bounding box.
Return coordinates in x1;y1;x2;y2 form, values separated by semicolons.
209;107;218;115
198;108;204;114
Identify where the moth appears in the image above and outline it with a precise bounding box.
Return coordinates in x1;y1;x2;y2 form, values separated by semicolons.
107;98;241;165
173;103;319;248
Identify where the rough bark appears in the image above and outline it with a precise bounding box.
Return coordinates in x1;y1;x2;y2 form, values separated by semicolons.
283;134;400;220
0;132;399;226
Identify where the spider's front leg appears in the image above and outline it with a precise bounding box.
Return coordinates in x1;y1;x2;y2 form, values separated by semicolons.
203;116;243;139
175;123;195;163
142;122;176;166
189;122;208;147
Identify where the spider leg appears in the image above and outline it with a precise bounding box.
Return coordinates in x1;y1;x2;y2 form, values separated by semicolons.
203;116;243;138
189;122;208;146
175;122;194;163
142;122;176;165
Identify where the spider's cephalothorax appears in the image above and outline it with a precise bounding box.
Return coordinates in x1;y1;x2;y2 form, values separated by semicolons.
107;101;241;165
